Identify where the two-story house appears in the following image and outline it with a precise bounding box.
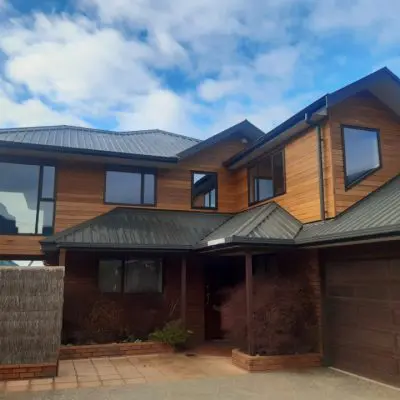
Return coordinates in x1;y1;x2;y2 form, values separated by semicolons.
0;67;399;385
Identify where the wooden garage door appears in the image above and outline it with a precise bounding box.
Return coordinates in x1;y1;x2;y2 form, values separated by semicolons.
325;257;400;386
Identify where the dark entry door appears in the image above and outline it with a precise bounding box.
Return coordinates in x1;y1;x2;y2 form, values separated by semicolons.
204;257;244;340
325;256;400;386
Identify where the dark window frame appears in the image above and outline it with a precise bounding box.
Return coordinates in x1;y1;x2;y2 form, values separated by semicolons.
98;256;163;294
248;149;286;206
190;170;218;210
103;166;157;206
341;124;382;191
0;159;57;236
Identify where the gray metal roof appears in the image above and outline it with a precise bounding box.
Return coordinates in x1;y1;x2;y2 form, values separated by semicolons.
296;175;400;244
0;125;200;159
41;176;399;252
41;208;231;250
199;203;302;247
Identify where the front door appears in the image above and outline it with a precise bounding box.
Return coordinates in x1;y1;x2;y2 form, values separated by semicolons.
204;257;244;340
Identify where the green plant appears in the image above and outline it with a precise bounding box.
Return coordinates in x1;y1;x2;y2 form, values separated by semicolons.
149;320;192;349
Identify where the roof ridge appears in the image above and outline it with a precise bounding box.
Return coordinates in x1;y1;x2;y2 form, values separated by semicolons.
233;203;277;237
125;129;201;143
0;125;201;142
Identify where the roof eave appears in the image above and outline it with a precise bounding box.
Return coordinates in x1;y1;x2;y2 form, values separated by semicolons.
0;141;179;164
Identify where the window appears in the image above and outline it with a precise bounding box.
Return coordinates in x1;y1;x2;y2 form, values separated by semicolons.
191;172;217;209
0;162;56;235
98;258;162;294
248;150;285;204
104;169;156;205
342;126;381;189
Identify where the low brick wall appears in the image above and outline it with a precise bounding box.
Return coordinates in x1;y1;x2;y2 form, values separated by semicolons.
232;349;321;372
59;342;173;360
0;363;57;381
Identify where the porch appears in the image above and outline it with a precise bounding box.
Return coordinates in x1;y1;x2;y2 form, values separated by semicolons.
41;205;322;360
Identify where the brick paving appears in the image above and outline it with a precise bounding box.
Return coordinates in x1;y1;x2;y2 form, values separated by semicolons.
0;353;246;393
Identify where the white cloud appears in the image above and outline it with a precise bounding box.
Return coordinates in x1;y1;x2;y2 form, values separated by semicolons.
309;0;400;45
0;13;158;110
0;84;86;127
116;89;200;134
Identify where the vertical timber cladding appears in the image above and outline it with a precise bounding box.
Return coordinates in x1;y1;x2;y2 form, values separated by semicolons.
329;91;400;214
55;139;246;232
235;127;323;223
323;243;400;386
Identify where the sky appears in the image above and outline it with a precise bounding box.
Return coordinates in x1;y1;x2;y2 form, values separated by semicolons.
0;0;400;139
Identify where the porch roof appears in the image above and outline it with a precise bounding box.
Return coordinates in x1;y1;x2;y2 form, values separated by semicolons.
41;208;232;251
196;203;302;249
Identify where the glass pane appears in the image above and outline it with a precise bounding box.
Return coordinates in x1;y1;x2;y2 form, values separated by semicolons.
105;171;141;204
37;201;54;235
192;172;217;208
248;166;257;204
258;179;273;201
143;173;155;204
124;259;162;293
272;152;285;195
98;260;122;293
41;166;55;199
344;127;380;185
0;260;45;267
0;162;40;234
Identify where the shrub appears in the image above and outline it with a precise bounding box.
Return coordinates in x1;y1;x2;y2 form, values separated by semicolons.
149;320;192;350
220;264;318;356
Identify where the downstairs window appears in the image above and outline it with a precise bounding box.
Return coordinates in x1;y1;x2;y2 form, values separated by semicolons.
98;258;162;294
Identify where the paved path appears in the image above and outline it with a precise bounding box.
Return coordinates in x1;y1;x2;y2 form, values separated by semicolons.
1;368;398;400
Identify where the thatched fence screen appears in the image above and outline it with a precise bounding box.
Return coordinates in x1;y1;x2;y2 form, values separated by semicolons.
0;266;64;380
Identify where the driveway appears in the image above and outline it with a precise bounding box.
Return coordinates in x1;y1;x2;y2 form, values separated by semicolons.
1;365;398;399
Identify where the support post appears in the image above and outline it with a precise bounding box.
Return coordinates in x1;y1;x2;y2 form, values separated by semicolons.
245;253;254;355
181;256;187;327
59;249;66;266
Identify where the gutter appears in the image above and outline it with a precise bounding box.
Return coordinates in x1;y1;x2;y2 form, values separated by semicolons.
0;141;179;164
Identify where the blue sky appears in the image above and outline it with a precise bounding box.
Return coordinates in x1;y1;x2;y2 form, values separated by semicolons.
0;0;400;138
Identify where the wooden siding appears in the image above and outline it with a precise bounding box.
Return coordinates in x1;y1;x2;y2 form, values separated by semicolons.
0;235;43;256
329;92;400;214
236;127;322;223
1;139;245;255
55;139;244;232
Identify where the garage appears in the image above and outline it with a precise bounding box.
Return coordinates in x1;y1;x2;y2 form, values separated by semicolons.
324;253;400;386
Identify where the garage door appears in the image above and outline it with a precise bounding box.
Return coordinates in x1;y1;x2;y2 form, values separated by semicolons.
325;257;400;386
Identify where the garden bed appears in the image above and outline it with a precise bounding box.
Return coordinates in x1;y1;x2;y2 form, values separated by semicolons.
232;349;321;372
59;341;173;360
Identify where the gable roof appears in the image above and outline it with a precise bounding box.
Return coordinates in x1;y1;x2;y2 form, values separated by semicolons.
198;203;301;247
296;175;400;245
177;120;264;159
226;67;400;168
0;125;200;161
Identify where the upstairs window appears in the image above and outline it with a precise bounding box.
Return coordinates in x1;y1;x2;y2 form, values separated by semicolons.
191;172;218;209
105;169;156;206
98;258;162;294
342;126;381;189
248;150;285;205
0;162;56;235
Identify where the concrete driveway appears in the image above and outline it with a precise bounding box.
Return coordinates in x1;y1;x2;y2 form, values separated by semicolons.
1;367;398;400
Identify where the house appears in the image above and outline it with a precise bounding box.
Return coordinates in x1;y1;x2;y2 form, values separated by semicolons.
0;67;399;385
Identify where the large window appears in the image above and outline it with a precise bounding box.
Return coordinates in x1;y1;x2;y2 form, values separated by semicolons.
191;172;218;209
342;126;381;189
105;169;156;205
98;258;162;294
248;150;285;205
0;162;56;235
